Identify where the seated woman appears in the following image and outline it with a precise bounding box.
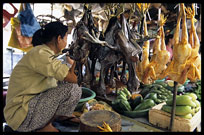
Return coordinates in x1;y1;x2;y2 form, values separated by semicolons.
4;21;82;132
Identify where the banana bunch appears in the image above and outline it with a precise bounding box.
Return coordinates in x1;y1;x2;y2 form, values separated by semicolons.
97;121;113;132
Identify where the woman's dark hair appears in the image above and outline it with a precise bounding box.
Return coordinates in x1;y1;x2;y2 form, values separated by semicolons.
32;21;68;46
165;34;173;45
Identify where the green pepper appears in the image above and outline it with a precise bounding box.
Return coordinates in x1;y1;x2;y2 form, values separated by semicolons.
154;98;163;104
134;99;155;111
144;93;157;101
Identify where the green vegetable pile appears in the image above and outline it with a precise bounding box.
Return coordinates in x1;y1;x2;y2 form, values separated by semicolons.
139;81;173;104
193;80;201;102
111;87;156;118
161;93;200;119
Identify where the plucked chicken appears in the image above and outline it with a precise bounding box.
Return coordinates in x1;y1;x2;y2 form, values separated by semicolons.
182;4;201;82
142;14;170;84
150;31;161;62
160;3;192;84
136;12;151;83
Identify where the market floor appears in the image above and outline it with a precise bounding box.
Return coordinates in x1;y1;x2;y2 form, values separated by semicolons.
3;115;163;132
53;115;163;132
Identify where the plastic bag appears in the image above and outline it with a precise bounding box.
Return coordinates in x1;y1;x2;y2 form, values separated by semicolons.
17;3;41;37
3;3;18;28
8;17;33;52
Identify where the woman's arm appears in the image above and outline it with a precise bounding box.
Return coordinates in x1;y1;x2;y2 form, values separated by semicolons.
64;61;77;83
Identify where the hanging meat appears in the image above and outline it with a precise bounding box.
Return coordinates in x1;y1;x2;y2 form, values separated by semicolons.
135;4;153;84
160;3;192;84
67;4;109;87
182;4;201;82
150;32;161;62
135;12;151;83
142;14;171;84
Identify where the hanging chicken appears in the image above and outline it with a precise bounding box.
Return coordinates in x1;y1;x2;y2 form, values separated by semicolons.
150;31;161;62
142;14;170;84
160;3;192;84
135;5;151;84
182;4;201;82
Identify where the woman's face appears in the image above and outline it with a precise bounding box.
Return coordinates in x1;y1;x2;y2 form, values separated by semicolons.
57;32;68;52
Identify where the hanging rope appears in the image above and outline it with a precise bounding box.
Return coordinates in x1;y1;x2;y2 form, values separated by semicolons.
32;3;34;11
51;3;53;22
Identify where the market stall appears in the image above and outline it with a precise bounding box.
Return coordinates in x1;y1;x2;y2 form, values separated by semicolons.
3;3;201;132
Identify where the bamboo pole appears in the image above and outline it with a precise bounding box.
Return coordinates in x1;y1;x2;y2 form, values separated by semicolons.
169;81;178;131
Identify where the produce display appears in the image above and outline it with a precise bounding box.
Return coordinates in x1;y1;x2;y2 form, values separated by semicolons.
161;93;200;119
3;2;201;133
111;87;157;118
139;81;173;104
69;3;201;132
193;81;201;102
167;79;201;102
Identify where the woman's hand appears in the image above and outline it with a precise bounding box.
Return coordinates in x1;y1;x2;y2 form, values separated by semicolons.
66;53;74;65
64;61;78;83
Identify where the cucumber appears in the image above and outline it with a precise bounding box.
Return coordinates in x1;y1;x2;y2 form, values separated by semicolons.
157;94;167;100
123;87;131;98
155;81;168;88
150;86;159;91
120;91;128;98
166;95;196;107
143;84;152;88
119;99;132;111
117;94;128;101
150;90;162;94
160;92;169;97
165;90;172;95
159;88;165;93
179;113;192;119
154;98;163;104
152;84;164;89
161;105;192;116
134;99;155;111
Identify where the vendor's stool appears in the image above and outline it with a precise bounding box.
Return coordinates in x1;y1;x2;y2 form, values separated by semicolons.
79;110;121;132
